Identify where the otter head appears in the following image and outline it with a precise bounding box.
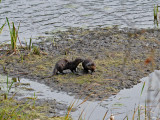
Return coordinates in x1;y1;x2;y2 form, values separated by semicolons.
86;63;96;72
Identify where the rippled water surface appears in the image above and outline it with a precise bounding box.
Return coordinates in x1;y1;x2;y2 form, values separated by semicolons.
0;0;160;42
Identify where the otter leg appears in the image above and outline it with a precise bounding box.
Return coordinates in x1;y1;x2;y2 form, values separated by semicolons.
59;70;65;74
53;68;58;75
83;69;89;73
90;69;95;75
71;69;76;73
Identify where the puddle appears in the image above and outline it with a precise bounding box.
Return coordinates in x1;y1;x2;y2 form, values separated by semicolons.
0;70;160;119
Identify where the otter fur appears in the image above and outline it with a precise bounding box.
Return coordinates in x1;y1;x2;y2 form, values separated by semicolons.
52;57;83;75
52;59;69;75
82;59;95;74
66;57;84;73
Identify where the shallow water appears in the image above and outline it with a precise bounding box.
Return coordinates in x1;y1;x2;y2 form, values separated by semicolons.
0;0;160;42
0;70;159;119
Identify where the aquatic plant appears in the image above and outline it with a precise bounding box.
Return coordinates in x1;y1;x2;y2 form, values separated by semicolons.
29;37;32;50
0;22;5;34
154;4;159;27
6;17;20;53
2;75;14;100
20;53;24;63
2;64;6;73
32;46;40;55
65;100;76;120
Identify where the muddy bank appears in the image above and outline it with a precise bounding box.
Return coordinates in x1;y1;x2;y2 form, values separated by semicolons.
0;26;160;100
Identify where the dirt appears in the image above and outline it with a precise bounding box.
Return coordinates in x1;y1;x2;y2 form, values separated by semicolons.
0;26;160;102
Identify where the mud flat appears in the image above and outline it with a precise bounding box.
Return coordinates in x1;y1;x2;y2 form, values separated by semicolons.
0;27;160;101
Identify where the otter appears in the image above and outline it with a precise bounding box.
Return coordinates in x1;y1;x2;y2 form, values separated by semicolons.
52;57;83;75
52;59;69;75
66;57;84;73
82;59;95;74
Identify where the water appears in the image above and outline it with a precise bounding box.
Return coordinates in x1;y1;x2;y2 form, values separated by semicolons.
0;0;160;43
0;70;159;119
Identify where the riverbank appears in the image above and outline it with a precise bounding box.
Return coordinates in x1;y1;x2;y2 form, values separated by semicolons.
0;27;160;101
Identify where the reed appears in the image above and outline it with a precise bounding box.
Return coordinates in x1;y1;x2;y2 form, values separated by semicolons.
32;46;40;55
154;4;159;27
29;37;32;50
20;53;24;63
6;17;20;53
140;82;145;96
2;64;6;73
65;100;76;120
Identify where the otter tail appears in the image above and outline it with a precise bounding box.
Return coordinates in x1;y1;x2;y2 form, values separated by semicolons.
52;67;58;75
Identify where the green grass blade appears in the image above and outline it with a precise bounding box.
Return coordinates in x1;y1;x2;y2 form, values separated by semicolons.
17;21;20;31
6;17;14;49
6;17;11;31
0;22;6;34
154;5;156;16
138;105;140;120
29;37;32;50
141;82;145;96
7;74;9;93
8;81;14;93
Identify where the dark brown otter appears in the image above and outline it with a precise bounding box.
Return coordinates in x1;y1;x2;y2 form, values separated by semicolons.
66;57;84;73
52;59;69;75
52;57;83;75
82;59;96;74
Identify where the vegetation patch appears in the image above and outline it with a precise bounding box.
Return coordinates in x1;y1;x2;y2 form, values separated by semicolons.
0;96;68;120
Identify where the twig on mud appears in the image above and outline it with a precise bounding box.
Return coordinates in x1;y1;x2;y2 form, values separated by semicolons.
9;51;15;57
18;35;23;48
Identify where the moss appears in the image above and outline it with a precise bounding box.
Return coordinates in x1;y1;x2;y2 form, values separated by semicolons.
105;87;118;92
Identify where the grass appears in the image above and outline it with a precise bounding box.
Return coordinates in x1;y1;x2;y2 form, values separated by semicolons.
0;22;5;34
6;17;20;53
154;4;159;27
32;46;41;55
0;76;42;119
0;98;68;120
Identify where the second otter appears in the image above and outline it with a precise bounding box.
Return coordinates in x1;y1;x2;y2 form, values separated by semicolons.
82;59;96;74
66;57;84;73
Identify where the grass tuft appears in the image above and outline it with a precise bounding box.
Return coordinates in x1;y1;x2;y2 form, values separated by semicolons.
6;17;20;53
